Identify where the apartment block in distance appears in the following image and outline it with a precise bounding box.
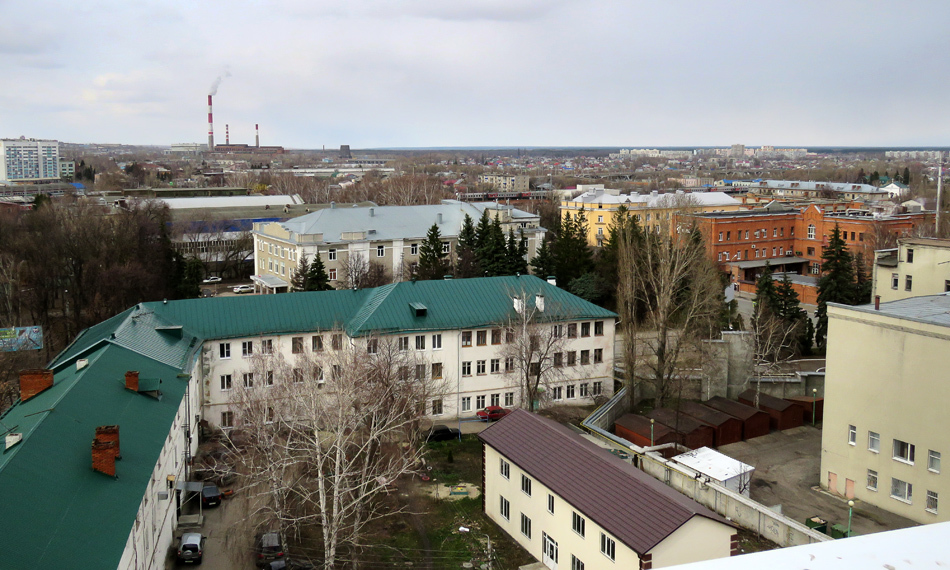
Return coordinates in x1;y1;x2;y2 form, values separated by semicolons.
0;138;60;183
478;174;530;193
821;295;950;523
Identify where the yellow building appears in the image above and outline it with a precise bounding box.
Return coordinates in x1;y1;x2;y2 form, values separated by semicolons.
821;295;950;524
872;238;950;303
560;188;742;245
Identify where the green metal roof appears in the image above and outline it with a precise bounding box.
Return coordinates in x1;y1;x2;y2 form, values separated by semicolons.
0;344;188;570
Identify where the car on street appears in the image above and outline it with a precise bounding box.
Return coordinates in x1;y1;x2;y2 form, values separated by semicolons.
264;559;315;570
200;288;215;298
476;406;511;422
233;284;255;294
426;424;461;442
202;276;222;284
201;484;222;508
177;533;205;564
255;531;286;567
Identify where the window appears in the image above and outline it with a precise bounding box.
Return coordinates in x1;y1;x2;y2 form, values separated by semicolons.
718;231;723;242
506;328;515;343
220;374;232;391
331;364;342;380
848;425;856;445
580;383;589;397
415;335;426;350
594;321;604;336
600;533;616;561
292;337;304;354
867;469;878;491
907;248;914;263
432;362;443;379
581;322;591;337
477;360;486;374
500;496;510;520
505;357;514;372
242;341;253;357
552;386;563;400
580;350;590;365
773;227;778;237
331;334;343;350
219;343;231;359
491;359;500;373
504;392;514;406
567;324;577;338
571;555;585;570
891;273;899;290
431;399;443;415
432;334;442;349
894;439;916;463
547;493;555;514
328;268;337;280
415;364;426;381
567;351;577;366
726;230;731;241
477;330;487;346
312;335;324;352
592;381;602;396
520;514;532;538
593;349;603;364
811;263;820;275
398;336;409;351
572;512;586;537
521;474;532;496
929;450;941;473
410;243;418;255
891;478;913;503
554;352;563;367
265;370;274;386
243;372;254;388
462;361;472;376
292;368;303;383
476;395;486;409
328;249;337;261
490;393;499;406
566;384;576;399
927;491;939;514
598;215;603;223
377;245;385;257
367;338;378;354
221;411;234;428
461;331;472;347
491;329;502;344
869;431;880;453
807;224;816;239
442;242;450;254
461;397;471;412
261;339;273;354
906;275;913;291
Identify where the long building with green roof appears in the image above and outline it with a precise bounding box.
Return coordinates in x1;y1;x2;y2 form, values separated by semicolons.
0;275;616;569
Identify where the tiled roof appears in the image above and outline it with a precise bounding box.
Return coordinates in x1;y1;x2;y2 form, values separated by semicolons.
479;410;729;555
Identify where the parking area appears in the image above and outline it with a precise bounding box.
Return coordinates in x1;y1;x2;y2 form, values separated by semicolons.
718;426;918;536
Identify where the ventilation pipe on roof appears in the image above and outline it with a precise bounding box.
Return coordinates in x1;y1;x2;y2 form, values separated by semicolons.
547;276;557;286
875;295;881;310
369;207;375;217
437;213;443;224
513;296;525;314
536;294;545;312
330;202;336;209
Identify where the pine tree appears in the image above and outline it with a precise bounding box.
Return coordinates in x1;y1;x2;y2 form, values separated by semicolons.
853;252;872;305
505;229;528;275
530;238;556;280
291;256;311;291
754;262;781;317
455;214;480;278
553;210;593;287
904;166;911;186
417;223;449;280
815;225;856;349
305;254;332;291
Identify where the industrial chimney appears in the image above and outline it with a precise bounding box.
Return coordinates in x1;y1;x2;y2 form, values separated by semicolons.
255;124;260;148
207;95;214;151
225;124;230;145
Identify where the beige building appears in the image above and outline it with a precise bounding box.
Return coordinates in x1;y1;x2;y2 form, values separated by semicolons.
821;295;950;524
252;200;545;291
872;238;950;303
480;410;736;569
478;174;530;193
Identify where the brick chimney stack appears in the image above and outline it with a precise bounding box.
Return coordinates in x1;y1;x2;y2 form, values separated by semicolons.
19;369;54;402
91;440;118;477
95;425;121;459
125;371;139;392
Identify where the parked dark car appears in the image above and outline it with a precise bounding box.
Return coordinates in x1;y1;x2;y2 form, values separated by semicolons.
426;424;461;442
265;559;315;570
476;406;511;422
255;531;286;567
201;484;222;508
177;533;205;564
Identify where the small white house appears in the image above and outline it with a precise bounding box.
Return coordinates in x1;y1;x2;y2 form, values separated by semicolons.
673;447;755;498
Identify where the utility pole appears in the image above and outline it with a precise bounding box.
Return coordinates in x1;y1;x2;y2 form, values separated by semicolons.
937;153;943;237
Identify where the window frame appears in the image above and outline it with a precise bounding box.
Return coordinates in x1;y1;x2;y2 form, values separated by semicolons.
893;439;916;464
929;450;941;473
521;474;532;496
572;512;586;538
867;469;878;491
500;495;510;520
848;425;856;446
868;431;880;453
600;533;616;561
891;477;913;503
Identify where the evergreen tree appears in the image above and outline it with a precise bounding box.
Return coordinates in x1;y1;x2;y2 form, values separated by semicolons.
530;238;557;280
455;214;480;278
869;170;880;185
458;214;477;250
904;166;911;186
754;262;781;317
291;256;310;291
305;254;332;291
853;252;872;305
552;210;593;287
815;225;856;349
179;257;204;299
505;229;529;275
417;223;450;280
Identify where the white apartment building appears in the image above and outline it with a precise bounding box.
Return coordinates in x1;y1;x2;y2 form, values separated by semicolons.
0;138;60;182
872;238;950;303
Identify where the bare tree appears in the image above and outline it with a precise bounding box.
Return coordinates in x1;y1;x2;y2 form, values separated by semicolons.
224;336;446;568
747;301;802;407
339;252;390;290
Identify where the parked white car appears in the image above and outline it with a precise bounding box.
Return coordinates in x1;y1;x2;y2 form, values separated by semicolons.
202;276;222;284
233;285;255;294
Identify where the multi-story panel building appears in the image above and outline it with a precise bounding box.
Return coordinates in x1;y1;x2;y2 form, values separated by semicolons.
478;174;530;193
0;138;60;183
58;159;75;179
480;410;736;568
822;295;950;524
252;200;546;292
872;238;950;303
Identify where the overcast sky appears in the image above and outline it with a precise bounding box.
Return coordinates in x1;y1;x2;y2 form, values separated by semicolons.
3;0;950;149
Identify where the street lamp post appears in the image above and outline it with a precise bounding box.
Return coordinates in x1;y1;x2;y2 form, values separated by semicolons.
650;418;655;447
812;388;818;426
847;500;854;537
458;527;492;570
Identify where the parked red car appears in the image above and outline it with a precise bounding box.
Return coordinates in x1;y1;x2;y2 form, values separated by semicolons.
476;406;511;422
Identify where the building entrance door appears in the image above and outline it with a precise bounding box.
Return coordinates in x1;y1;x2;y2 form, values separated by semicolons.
542;532;558;570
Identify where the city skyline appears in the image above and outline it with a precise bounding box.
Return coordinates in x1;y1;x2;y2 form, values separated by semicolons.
3;0;950;148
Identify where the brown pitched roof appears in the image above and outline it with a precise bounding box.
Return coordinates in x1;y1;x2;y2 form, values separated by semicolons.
738;389;794;412
704;396;764;421
478;409;730;555
647;408;708;434
679;401;737;428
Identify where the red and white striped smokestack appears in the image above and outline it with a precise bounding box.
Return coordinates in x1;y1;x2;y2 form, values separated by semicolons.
207;95;214;151
225;124;230;145
255;124;259;148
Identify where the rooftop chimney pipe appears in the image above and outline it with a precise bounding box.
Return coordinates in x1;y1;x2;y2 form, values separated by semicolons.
256;124;260;148
225;124;229;145
874;295;881;310
207;95;214;151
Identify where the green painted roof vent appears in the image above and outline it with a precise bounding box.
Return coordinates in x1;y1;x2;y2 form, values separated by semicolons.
409;302;427;318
